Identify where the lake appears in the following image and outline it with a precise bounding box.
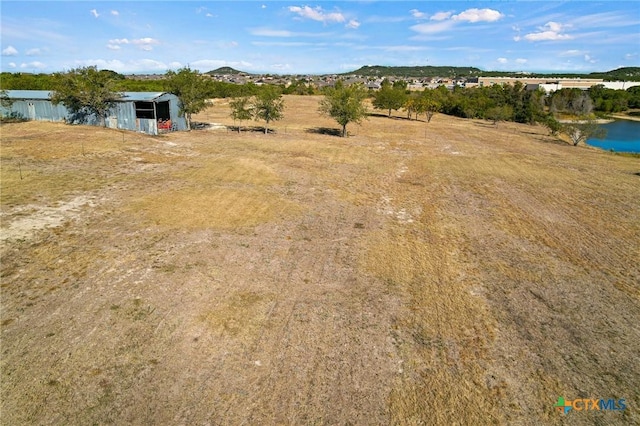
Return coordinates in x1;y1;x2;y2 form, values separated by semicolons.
586;119;640;153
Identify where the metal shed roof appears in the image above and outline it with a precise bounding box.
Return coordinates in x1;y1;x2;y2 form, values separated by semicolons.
119;92;170;101
4;90;173;102
4;90;53;100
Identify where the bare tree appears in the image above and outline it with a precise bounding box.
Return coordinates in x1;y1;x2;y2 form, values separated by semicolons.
562;118;606;146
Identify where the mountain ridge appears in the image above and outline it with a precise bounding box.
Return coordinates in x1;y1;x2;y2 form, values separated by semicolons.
204;65;640;80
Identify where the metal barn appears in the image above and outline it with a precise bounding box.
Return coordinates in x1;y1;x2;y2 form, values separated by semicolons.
1;90;188;135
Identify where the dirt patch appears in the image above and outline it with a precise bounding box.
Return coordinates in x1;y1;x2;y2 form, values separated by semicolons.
0;195;99;242
1;96;638;425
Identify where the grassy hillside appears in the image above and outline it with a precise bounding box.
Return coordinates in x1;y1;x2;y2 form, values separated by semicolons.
1;97;639;424
206;66;248;75
345;65;483;77
345;65;640;81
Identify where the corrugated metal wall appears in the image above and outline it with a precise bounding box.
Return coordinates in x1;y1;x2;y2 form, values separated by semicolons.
2;100;68;122
1;93;188;135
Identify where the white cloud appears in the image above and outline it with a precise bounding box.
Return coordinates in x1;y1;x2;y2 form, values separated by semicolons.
559;49;584;57
410;7;502;36
26;48;42;56
20;61;46;69
250;28;294;37
288;6;345;24
584;54;597;64
249;28;332;38
624;53;638;60
271;63;291;71
107;38;129;50
132;37;159;45
515;58;528;64
131;38;160;51
430;11;452;21
90;9;99;18
106;37;158;51
452;8;504;23
8;62;17;68
410;9;427;19
111;10;119;16
410;20;455;35
72;59;126;71
128;59;168;71
497;57;508;64
346;19;360;29
189;59;254;71
382;45;429;52
261;4;267;9
523;22;573;41
569;12;638;29
73;58;169;73
2;45;19;56
195;7;215;18
252;41;318;47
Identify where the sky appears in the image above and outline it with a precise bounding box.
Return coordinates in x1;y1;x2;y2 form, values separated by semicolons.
1;1;639;75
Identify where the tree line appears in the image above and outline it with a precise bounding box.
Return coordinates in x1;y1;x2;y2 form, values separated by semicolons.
3;67;638;146
3;70;640;115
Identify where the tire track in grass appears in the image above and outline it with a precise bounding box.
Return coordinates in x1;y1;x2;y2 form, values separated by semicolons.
361;157;503;424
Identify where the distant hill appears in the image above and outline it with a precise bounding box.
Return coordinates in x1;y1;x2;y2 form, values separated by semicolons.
589;67;640;81
206;67;248;75
344;65;482;78
344;65;640;81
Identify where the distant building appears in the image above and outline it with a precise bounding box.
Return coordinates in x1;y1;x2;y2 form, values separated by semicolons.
1;90;188;135
476;76;640;93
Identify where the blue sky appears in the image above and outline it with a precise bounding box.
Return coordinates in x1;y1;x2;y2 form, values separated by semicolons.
2;1;639;75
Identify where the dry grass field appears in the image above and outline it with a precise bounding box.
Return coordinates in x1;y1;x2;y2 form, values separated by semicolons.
1;95;639;425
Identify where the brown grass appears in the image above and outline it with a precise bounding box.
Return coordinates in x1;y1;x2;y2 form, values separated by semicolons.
1;96;639;425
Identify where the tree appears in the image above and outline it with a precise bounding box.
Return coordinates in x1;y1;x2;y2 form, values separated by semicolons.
522;88;546;124
542;113;562;136
253;86;284;134
319;81;369;137
403;96;417;120
550;88;593;116
229;96;253;133
51;66;122;126
372;79;408;117
164;66;210;130
417;89;441;123
562;118;607;146
588;85;629;113
0;89;22;121
0;89;13;109
627;86;640;109
485;105;513;126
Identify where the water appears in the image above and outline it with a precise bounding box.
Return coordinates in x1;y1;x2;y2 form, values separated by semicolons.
586;120;640;153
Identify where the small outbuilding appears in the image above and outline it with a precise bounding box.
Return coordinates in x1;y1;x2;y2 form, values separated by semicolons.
1;90;188;135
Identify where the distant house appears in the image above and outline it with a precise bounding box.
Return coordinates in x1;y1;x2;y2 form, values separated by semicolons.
367;81;382;90
1;90;188;135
